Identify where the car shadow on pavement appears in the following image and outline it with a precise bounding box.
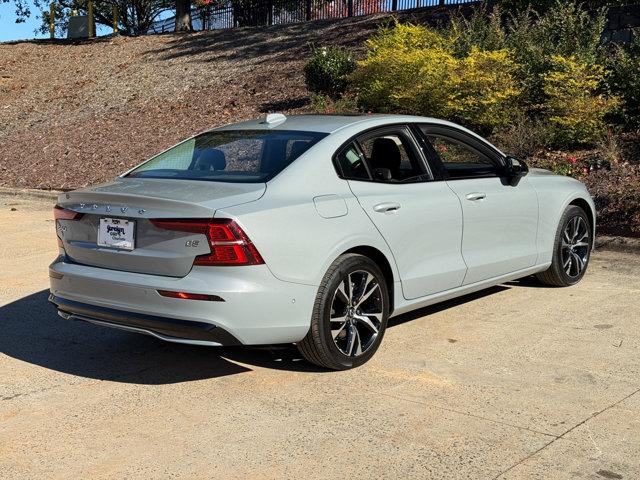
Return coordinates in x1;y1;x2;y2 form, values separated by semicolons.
1;285;512;384
0;290;324;385
387;285;510;328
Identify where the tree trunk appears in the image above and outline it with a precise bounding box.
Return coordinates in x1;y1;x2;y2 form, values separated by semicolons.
175;0;192;31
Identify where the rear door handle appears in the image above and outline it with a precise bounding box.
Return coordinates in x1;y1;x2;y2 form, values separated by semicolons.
373;202;401;213
465;192;486;201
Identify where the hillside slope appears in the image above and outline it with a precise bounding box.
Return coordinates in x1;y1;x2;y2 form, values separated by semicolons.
0;10;455;190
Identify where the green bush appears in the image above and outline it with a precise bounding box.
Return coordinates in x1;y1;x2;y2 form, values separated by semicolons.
304;46;356;99
352;23;520;133
494;0;638;14
603;41;640;130
447;47;521;131
489;115;553;158
449;1;607;107
543;56;619;146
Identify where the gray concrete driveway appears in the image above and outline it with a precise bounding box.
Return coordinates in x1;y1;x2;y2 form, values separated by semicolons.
1;193;639;479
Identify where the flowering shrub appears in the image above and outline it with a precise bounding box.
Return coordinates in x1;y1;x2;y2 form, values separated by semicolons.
304;46;356;99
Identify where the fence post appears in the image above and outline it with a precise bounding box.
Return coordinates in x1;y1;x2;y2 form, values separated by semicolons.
49;1;55;38
87;0;95;37
391;0;397;11
439;0;445;6
347;0;353;17
112;5;118;33
305;0;311;21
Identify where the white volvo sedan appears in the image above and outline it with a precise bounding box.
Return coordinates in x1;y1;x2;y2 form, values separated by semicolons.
49;114;595;370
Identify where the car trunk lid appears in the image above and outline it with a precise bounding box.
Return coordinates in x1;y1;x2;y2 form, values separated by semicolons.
56;178;265;277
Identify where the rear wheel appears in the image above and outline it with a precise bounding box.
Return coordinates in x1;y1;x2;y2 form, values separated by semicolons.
536;205;591;287
297;254;389;370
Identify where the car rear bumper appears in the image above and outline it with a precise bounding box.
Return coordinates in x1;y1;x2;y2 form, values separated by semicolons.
50;295;242;346
49;256;317;345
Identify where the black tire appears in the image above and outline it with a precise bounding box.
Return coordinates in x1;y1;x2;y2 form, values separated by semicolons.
297;253;389;370
536;205;592;287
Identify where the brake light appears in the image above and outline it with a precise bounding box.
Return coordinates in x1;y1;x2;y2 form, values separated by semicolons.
54;205;84;221
151;218;265;266
54;205;84;248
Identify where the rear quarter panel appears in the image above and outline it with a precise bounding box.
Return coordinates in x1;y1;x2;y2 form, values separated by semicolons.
217;136;400;287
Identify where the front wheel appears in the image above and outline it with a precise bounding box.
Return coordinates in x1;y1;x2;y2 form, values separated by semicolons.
297;254;389;370
536;205;592;287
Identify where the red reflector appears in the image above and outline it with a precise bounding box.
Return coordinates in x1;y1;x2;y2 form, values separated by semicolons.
157;290;223;302
54;205;84;221
150;218;264;267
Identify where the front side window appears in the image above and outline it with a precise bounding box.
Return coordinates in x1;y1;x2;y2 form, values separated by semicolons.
425;134;499;179
127;129;327;183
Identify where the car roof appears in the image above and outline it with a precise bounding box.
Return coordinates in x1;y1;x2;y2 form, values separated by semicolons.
211;114;506;158
213;114;463;134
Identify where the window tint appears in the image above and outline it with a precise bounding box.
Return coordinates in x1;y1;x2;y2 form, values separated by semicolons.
127;130;327;183
426;135;498;179
358;131;427;183
335;143;370;180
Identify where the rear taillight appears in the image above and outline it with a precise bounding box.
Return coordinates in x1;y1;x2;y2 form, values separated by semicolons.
150;218;265;266
54;205;84;247
54;205;84;221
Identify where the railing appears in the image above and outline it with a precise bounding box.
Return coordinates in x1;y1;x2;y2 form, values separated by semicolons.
148;0;479;34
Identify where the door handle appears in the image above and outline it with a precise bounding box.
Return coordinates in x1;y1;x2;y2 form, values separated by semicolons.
465;192;486;201
373;202;401;213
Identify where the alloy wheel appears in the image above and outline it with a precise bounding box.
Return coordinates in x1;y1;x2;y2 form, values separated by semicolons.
330;270;384;357
561;216;590;278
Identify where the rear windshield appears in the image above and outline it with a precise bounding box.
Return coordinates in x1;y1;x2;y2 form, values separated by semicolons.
126;129;327;183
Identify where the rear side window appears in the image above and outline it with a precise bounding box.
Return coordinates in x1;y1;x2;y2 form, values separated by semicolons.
335;143;370;180
127;130;327;183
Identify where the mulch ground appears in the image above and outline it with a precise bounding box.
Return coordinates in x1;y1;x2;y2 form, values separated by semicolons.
0;10;457;190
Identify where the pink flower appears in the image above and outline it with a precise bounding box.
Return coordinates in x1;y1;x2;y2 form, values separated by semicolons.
567;155;578;164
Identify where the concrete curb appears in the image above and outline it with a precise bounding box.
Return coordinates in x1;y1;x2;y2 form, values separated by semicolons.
0;187;61;202
595;235;640;255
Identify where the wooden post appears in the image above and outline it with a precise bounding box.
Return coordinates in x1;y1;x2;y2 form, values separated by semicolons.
391;0;397;11
112;5;119;33
439;0;446;6
347;0;353;17
87;0;95;37
49;1;55;39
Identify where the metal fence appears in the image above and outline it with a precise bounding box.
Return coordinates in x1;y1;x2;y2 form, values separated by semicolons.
149;0;479;34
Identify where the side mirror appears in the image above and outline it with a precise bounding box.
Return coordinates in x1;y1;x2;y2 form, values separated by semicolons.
504;156;529;186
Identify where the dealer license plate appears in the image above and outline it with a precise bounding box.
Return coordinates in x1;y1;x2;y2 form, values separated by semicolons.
97;218;135;250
